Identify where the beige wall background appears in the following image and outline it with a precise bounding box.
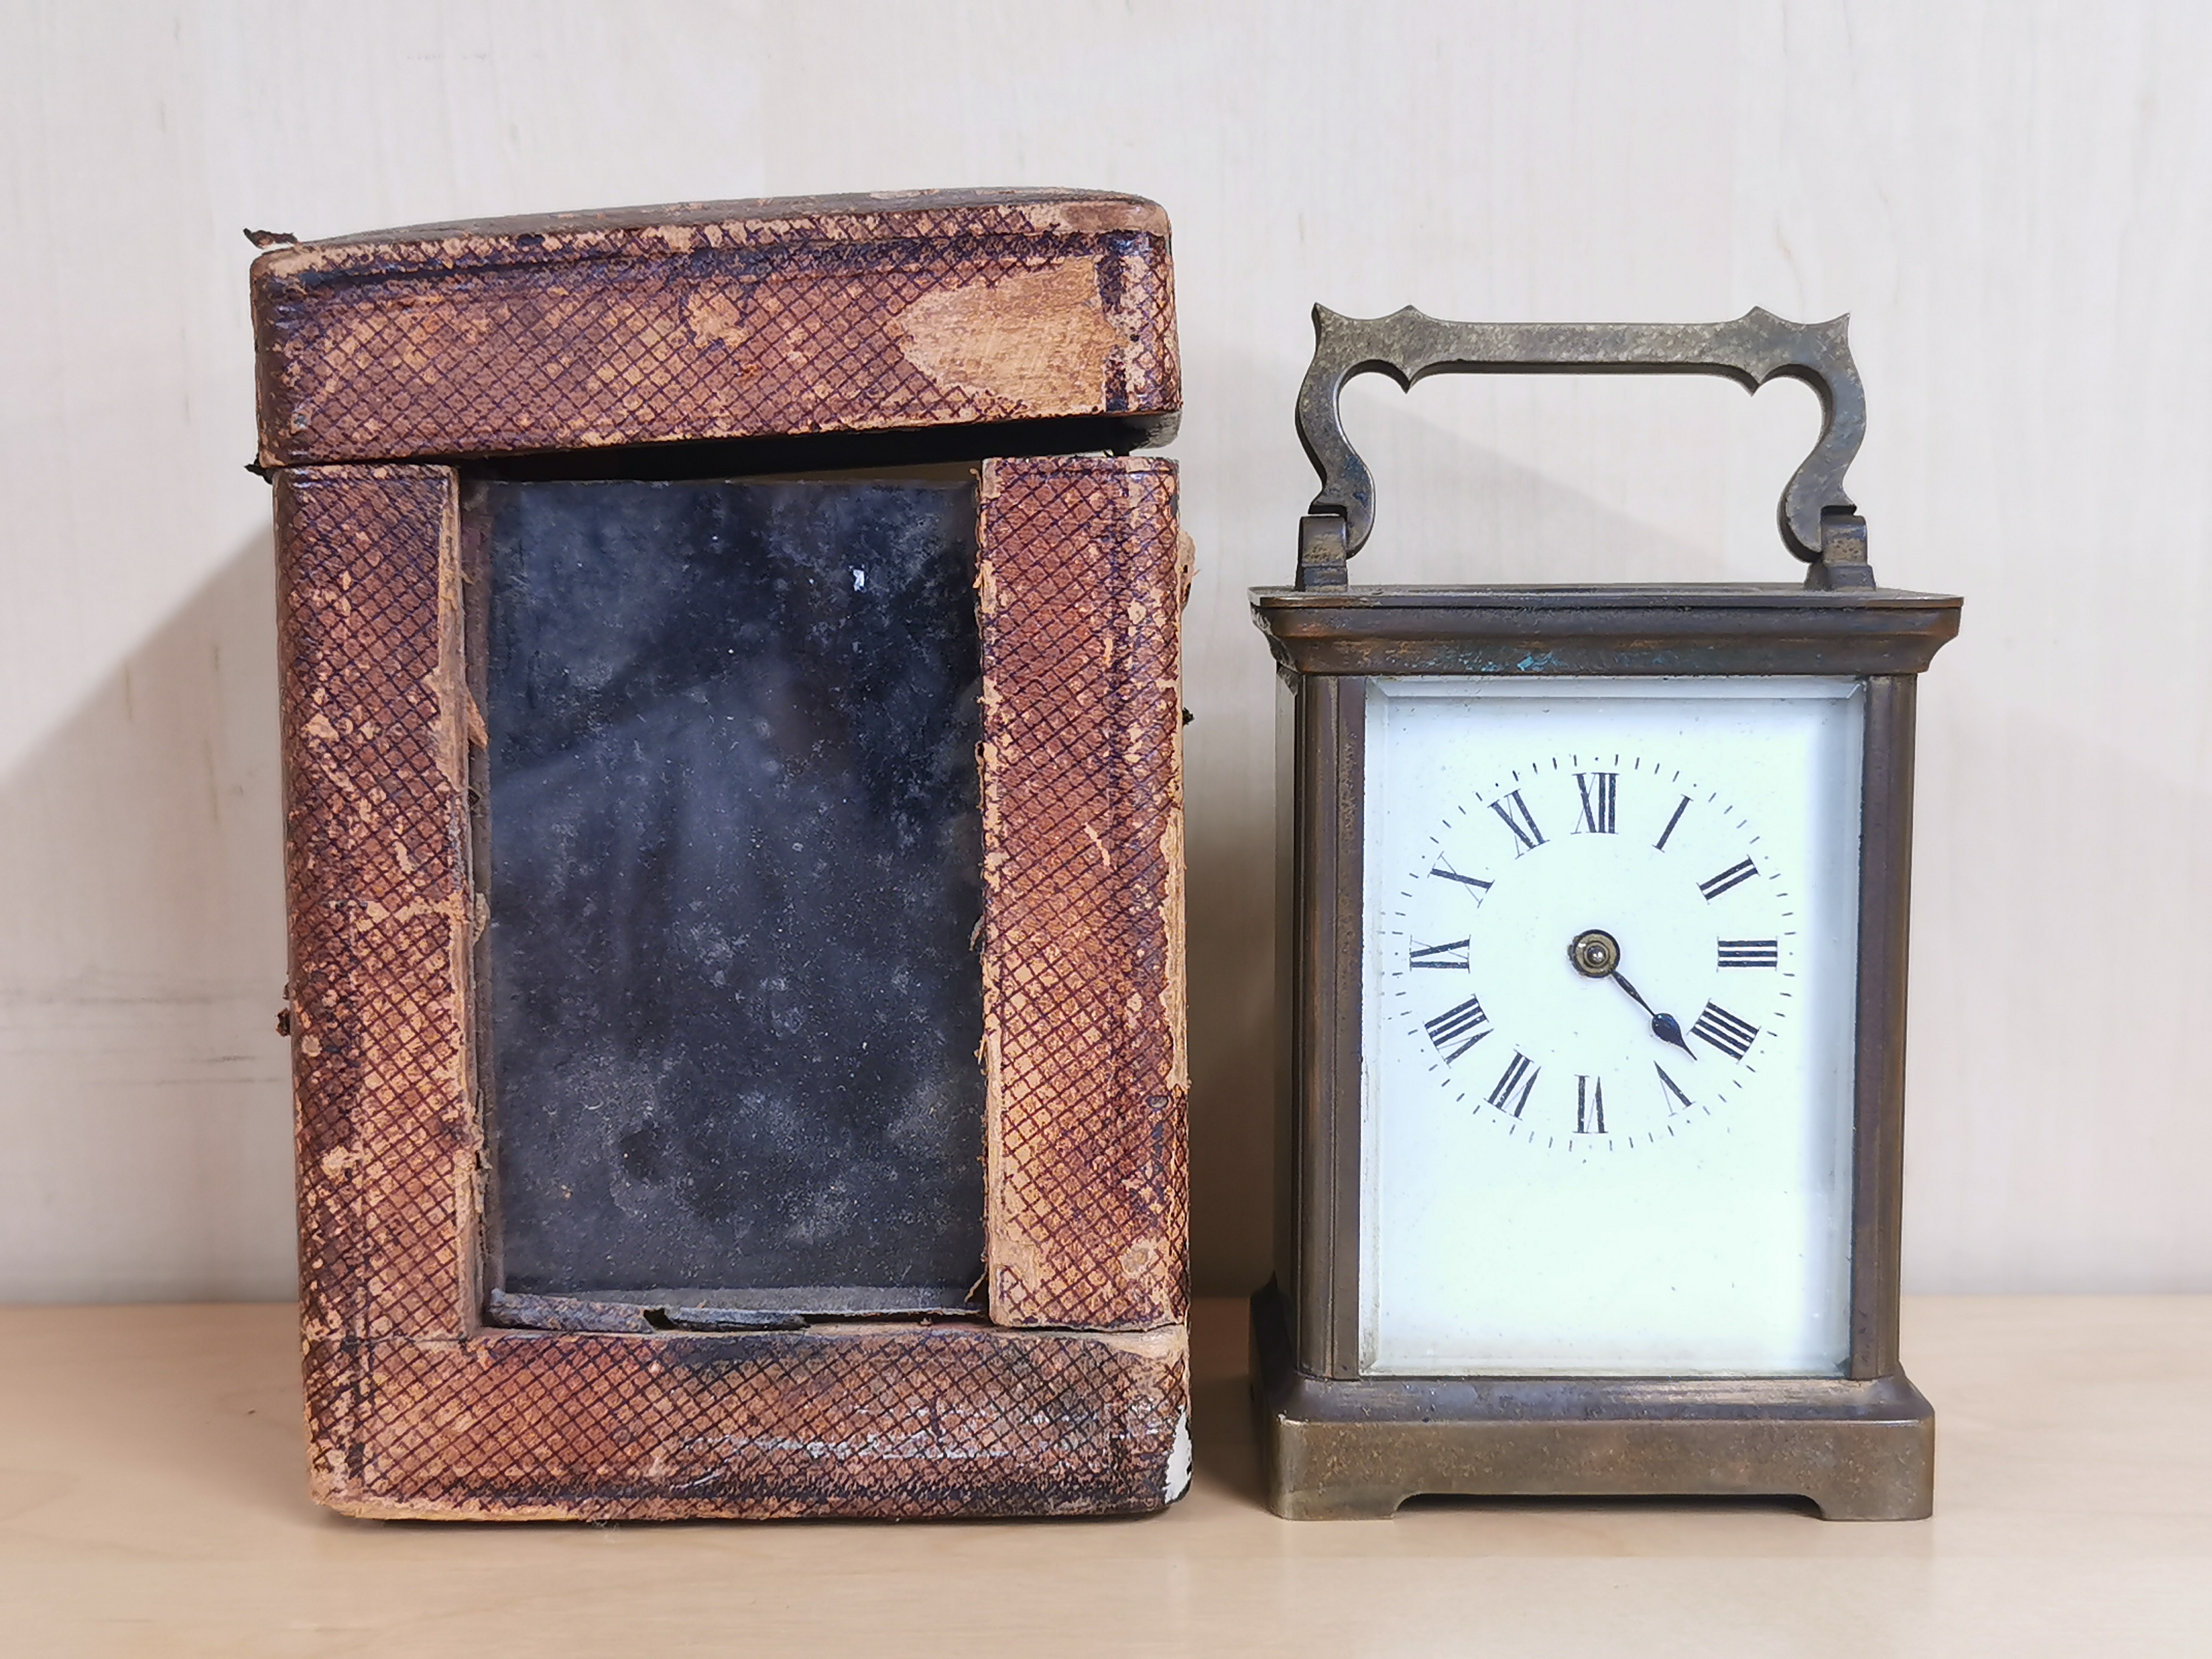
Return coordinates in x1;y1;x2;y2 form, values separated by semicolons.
4;0;2207;1301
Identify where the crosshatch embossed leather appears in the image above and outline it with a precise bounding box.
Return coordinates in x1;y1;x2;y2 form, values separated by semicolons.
252;188;1178;468
979;457;1189;1330
264;192;1188;1519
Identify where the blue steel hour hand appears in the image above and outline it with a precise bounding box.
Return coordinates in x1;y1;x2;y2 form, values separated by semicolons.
1612;968;1695;1058
1570;929;1695;1059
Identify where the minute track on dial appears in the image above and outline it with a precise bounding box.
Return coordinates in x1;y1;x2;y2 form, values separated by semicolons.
1395;749;1790;1152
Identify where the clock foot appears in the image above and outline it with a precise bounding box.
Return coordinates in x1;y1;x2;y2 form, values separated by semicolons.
1250;1284;1934;1522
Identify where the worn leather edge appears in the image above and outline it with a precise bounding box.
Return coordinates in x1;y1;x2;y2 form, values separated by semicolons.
278;465;481;1500
979;456;1190;1331
281;461;1191;1517
252;190;1179;467
278;464;478;1345
307;1322;1189;1521
256;188;1170;263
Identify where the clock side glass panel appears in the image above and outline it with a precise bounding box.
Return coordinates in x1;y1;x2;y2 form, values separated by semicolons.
1358;676;1864;1377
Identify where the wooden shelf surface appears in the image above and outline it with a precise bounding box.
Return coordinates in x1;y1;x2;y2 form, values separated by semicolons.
2;1296;2207;1656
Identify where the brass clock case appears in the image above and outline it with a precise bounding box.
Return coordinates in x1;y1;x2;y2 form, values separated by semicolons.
1251;308;1961;1521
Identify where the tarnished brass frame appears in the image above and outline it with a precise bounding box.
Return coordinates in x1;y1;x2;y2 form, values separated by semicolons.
1292;308;1865;569
1252;584;1960;678
1250;1282;1932;1522
1252;585;1960;1520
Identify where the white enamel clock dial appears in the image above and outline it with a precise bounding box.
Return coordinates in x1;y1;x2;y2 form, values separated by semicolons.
1359;677;1866;1376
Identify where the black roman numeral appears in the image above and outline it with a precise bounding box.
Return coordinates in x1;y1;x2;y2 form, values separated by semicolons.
1717;939;1780;968
1424;996;1492;1061
1654;794;1690;851
1490;790;1544;853
1409;938;1470;971
1575;772;1617;834
1429;857;1493;894
1575;1074;1606;1135
1487;1051;1539;1117
1690;1002;1760;1060
1699;858;1758;901
1655;1063;1693;1113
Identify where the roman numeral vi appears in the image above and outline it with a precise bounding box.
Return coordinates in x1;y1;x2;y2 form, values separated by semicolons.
1576;1074;1606;1135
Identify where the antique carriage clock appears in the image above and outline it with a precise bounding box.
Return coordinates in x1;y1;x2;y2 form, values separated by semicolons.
255;190;1189;1519
1252;309;1960;1520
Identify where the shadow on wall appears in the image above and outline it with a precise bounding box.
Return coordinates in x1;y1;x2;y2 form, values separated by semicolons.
0;531;295;1302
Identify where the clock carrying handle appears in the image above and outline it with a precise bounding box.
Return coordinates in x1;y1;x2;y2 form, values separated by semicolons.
1292;306;1872;591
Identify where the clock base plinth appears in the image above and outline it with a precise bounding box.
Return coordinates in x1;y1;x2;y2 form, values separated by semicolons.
1250;1284;1932;1522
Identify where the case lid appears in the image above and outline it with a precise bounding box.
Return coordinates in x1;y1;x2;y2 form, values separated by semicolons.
250;188;1178;468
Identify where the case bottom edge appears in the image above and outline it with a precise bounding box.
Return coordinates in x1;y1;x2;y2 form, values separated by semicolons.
1250;1284;1932;1522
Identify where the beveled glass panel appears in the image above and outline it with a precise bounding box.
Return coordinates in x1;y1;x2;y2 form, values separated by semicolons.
1360;676;1863;1375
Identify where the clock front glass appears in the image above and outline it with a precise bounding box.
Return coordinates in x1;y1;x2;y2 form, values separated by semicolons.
1361;676;1865;1376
